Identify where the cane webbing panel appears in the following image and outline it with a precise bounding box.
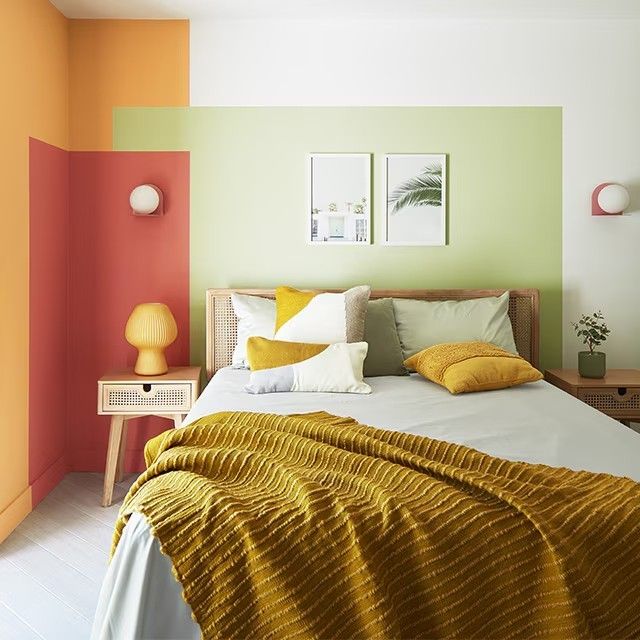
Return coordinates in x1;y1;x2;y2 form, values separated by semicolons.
577;388;640;417
205;288;539;379
102;384;192;412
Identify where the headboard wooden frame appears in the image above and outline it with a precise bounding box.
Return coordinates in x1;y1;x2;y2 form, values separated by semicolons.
205;288;540;379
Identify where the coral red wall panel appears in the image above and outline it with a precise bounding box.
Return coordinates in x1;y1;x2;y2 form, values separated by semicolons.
29;138;70;506
68;151;190;471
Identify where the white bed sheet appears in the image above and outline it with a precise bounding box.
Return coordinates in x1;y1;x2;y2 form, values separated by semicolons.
92;369;640;639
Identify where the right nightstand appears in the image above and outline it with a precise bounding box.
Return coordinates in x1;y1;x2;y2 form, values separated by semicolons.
545;368;640;425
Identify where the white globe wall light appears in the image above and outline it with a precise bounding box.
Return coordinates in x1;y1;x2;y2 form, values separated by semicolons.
592;183;630;216
130;184;163;216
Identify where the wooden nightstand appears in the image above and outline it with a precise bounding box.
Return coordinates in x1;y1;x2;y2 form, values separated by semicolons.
545;369;640;425
98;366;201;506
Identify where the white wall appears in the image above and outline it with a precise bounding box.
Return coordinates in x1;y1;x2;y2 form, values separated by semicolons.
191;17;640;367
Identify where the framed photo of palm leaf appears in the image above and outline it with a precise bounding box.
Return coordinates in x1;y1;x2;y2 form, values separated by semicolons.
384;154;447;246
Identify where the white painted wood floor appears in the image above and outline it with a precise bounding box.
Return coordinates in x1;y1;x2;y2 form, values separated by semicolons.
0;473;136;640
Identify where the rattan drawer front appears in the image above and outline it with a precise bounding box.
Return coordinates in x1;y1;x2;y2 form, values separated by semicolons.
577;387;640;418
101;383;193;413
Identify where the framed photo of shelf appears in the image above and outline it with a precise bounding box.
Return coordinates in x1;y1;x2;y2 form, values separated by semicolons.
307;153;371;245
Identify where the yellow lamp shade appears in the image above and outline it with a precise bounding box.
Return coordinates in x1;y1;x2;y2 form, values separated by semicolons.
125;303;178;375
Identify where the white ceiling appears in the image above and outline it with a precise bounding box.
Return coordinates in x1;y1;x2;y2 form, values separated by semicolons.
49;0;640;20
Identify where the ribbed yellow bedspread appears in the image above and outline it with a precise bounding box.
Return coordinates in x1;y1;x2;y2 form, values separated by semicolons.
114;411;640;639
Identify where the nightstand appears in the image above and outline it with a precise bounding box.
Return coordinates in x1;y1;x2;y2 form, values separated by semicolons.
98;366;201;506
545;369;640;425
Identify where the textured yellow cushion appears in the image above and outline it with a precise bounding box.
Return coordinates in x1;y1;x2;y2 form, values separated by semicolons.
246;336;328;371
404;341;542;394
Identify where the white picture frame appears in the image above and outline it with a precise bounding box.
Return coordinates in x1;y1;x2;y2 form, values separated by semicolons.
383;154;447;246
307;153;371;245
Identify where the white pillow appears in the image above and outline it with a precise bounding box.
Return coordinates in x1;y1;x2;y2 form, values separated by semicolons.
392;291;517;360
273;285;370;344
245;342;371;394
231;293;276;368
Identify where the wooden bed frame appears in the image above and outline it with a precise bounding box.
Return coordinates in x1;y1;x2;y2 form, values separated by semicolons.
205;288;540;379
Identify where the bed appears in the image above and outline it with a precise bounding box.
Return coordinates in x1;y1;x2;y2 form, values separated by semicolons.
91;289;640;640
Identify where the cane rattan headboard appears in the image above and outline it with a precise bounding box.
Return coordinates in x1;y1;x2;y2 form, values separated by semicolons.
205;288;540;379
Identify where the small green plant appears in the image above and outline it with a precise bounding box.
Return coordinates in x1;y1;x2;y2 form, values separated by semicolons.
571;311;611;355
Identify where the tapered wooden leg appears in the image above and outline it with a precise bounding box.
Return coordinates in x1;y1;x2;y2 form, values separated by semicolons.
115;419;129;483
103;415;125;507
173;414;185;428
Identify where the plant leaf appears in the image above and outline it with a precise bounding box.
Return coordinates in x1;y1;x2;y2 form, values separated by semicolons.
388;164;442;214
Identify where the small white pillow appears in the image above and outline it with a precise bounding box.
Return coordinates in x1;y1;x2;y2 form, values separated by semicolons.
231;293;276;368
245;342;371;394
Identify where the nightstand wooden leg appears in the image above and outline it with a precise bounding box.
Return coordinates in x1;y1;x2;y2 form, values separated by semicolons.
103;415;125;507
173;414;185;428
115;419;129;483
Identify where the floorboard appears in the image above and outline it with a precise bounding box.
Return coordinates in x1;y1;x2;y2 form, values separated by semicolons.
14;509;108;579
1;532;101;619
36;496;114;551
0;555;90;640
0;473;137;639
0;602;43;640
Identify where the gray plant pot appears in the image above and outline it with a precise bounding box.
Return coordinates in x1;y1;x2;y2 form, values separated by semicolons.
578;351;606;379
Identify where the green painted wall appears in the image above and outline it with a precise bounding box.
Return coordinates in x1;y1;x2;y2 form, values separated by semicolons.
114;107;562;370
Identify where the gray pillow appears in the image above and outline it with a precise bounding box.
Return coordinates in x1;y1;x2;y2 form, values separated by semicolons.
392;291;517;361
363;299;408;377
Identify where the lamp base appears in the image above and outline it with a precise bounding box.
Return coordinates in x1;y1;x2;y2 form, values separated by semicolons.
134;348;169;376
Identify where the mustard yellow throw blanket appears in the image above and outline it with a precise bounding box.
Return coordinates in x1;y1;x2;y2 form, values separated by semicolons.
114;411;640;639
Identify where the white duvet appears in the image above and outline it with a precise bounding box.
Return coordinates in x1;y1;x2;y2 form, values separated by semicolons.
91;369;640;640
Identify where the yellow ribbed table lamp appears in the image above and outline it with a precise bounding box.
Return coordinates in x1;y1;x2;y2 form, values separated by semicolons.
125;303;178;375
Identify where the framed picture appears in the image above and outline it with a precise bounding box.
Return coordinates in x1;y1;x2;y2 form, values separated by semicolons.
308;153;371;244
384;154;447;246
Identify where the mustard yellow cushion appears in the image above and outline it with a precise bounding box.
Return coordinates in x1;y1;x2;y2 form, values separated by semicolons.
246;336;328;371
404;341;542;394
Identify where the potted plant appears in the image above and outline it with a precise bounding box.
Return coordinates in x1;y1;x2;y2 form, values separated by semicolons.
571;311;611;378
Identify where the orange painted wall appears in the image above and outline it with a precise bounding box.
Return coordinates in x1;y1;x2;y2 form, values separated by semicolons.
0;0;69;540
0;12;189;542
69;20;189;150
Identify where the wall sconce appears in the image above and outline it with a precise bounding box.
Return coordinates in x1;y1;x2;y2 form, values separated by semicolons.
592;183;630;216
130;184;164;216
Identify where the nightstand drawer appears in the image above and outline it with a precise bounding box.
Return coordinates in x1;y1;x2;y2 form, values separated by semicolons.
577;387;640;418
100;383;194;413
